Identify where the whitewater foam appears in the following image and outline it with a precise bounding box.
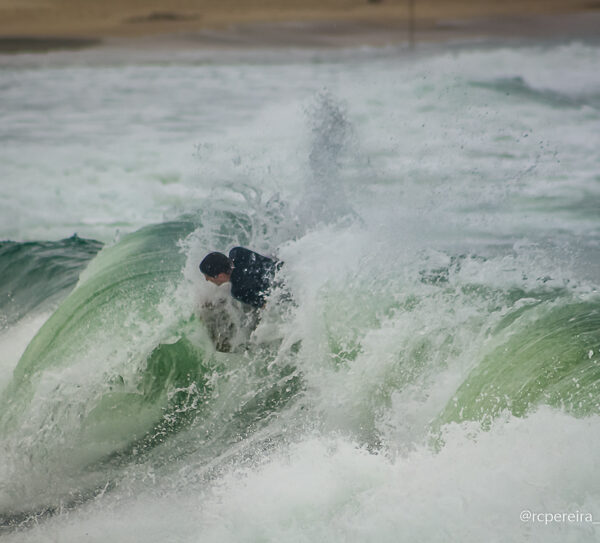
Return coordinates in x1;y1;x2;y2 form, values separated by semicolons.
1;40;599;541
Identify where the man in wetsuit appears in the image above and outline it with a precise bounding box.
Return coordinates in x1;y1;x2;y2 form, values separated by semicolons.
199;247;280;309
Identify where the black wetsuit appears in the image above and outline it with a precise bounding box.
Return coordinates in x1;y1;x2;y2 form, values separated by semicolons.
228;247;279;308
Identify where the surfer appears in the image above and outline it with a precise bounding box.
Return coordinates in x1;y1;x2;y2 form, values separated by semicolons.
199;247;282;309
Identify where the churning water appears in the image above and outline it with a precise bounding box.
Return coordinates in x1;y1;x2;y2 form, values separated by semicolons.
1;39;599;542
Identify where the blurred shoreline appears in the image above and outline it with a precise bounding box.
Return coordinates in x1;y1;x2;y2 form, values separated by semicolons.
0;0;598;53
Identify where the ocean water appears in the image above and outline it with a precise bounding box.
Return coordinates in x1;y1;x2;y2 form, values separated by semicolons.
0;39;599;542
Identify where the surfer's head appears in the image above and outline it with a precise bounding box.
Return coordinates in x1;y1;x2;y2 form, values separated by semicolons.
200;252;232;285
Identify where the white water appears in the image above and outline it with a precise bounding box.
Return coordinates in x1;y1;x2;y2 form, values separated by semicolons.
2;44;599;245
1;40;600;541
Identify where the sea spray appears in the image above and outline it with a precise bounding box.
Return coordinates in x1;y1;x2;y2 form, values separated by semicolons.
0;41;599;542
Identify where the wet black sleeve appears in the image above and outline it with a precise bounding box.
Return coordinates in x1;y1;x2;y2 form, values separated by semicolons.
228;247;277;308
229;247;275;269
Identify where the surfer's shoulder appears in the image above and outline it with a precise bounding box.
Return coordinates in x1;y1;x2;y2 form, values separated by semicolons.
228;246;249;260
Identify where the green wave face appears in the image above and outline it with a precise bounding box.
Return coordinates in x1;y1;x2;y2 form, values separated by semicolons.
440;301;600;428
12;221;196;379
1;221;205;467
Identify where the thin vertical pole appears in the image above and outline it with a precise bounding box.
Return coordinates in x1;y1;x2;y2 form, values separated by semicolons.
408;0;415;49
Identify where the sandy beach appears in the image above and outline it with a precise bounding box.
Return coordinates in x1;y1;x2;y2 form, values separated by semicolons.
0;0;598;52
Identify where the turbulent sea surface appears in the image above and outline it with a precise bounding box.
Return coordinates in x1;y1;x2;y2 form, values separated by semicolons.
1;39;599;542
